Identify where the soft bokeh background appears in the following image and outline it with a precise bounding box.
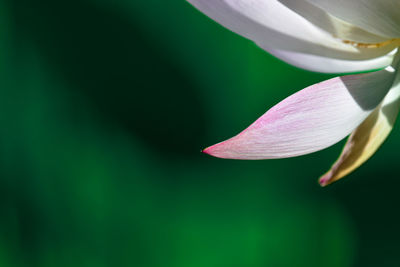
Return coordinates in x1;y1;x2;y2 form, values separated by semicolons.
1;0;400;266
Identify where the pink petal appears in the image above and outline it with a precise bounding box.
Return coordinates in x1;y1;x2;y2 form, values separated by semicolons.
203;69;396;159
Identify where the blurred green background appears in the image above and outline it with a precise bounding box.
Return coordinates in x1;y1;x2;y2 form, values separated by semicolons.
1;0;399;266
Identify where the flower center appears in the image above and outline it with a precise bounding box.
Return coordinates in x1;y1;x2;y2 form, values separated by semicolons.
342;38;400;48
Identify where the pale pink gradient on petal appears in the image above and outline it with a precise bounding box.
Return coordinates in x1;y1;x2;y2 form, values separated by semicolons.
203;69;396;159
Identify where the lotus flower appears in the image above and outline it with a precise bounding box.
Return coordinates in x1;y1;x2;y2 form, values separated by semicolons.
190;0;400;186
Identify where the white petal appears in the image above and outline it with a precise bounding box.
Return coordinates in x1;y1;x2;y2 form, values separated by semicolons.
266;48;396;73
188;0;397;73
320;75;400;186
279;0;388;43
306;0;400;38
203;69;396;159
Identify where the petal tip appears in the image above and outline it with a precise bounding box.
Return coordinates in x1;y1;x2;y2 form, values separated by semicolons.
319;172;333;187
201;145;217;157
201;147;209;154
201;141;234;159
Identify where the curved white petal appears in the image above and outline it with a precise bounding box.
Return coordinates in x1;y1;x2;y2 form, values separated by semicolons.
319;72;400;186
278;0;388;43
203;69;396;159
306;0;400;38
188;0;397;73
266;47;396;74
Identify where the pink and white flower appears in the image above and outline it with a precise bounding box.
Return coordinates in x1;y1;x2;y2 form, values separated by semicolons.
189;0;400;186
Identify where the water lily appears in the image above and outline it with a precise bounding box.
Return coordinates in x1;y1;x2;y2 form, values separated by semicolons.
189;0;400;186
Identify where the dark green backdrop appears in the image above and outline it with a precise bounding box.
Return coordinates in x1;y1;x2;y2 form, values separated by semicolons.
0;0;399;266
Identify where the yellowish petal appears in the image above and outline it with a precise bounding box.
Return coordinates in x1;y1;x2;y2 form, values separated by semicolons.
319;84;400;186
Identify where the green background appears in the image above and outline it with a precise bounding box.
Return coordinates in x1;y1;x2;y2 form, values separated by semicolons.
0;0;399;266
